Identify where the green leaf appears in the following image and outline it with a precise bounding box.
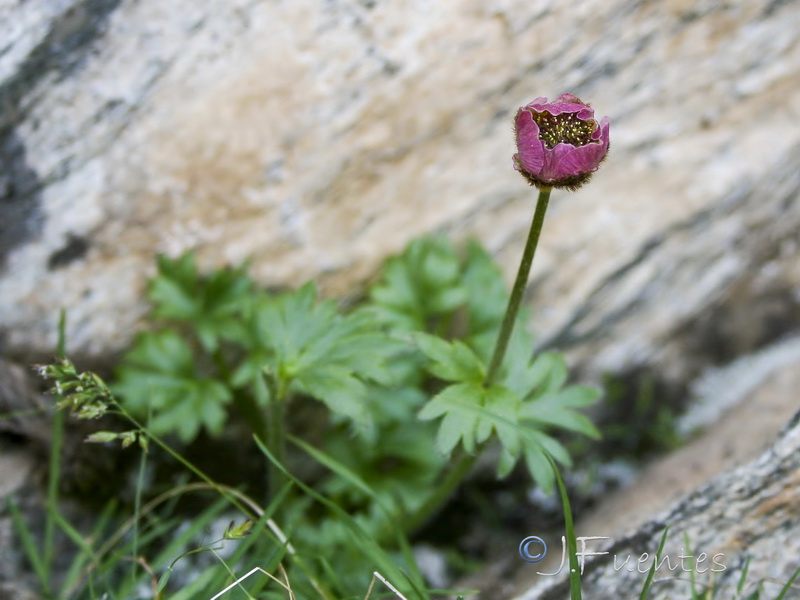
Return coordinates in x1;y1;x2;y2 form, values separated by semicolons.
484;386;522;456
775;564;800;600
549;455;582;600
322;417;444;516
293;436;383;504
296;307;401;386
524;445;556;495
639;527;670;600
149;253;199;315
369;236;467;332
542;385;601;409
461;239;509;336
148;252;253;352
542;352;568;393
114;331;231;442
522;407;600;438
231;285;401;434
146;378;231;441
496;448;518;478
8;500;49;589
412;332;485;383
417;377;588;492
121;330;194;380
521;389;601;439
295;365;370;429
529;431;572;467
439;411;476;454
504;348;559;399
419;382;484;454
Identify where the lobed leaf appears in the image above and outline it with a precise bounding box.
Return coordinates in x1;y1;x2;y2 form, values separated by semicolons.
412;332;485;383
369;236;467;332
419;382;484;454
148;253;253;352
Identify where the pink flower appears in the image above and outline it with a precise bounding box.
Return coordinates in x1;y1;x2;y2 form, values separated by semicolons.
513;94;610;190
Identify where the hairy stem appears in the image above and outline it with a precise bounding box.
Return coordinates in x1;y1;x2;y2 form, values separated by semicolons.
408;187;553;535
485;187;551;385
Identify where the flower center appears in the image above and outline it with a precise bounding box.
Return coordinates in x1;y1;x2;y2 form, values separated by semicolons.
530;110;598;149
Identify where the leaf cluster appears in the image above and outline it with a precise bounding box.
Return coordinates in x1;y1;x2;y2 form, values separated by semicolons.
104;235;600;594
113;253;399;442
414;329;599;493
367;237;600;493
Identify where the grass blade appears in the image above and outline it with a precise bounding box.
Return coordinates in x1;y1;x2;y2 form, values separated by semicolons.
548;454;581;600
639;526;669;600
774;564;800;600
43;308;69;594
8;499;49;591
61;500;117;593
736;555;752;595
256;436;427;600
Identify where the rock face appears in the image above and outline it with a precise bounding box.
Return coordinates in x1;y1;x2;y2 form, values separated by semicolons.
512;338;800;599
515;408;800;600
1;0;798;391
0;359;43;600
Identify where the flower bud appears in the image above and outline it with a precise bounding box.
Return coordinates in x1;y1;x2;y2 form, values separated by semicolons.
513;94;610;190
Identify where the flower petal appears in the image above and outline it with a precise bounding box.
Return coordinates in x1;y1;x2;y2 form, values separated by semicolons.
528;96;594;118
592;116;610;144
541;139;606;182
514;108;545;174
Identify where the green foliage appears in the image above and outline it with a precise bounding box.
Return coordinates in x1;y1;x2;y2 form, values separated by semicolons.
369;236;468;332
460;239;512;352
639;527;670;600
41;234;602;597
230;283;399;429
29;237;799;600
109;234;601;510
114;331;232;440
148;252;253;352
413;332;600;493
411;332;485;384
114;260;401;442
551;456;582;600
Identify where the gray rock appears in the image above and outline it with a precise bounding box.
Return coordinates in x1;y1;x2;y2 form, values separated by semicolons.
0;0;796;393
0;363;41;598
0;442;41;600
512;345;800;599
514;409;800;599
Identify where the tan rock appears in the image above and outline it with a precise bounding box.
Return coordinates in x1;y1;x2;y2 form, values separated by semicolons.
512;339;800;599
0;0;797;393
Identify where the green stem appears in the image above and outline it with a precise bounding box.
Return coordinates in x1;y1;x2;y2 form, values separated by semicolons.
405;449;476;535
44;309;68;597
406;188;553;535
485;187;551;385
264;373;288;504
